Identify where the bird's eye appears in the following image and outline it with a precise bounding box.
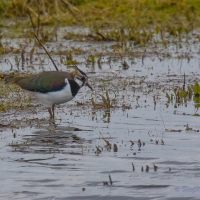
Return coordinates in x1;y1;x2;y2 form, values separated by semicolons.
81;76;85;81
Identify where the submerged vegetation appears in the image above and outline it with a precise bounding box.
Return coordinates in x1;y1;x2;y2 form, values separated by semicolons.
91;91;113;109
165;82;200;109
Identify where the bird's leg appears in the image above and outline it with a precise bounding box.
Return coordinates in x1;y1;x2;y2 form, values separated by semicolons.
52;104;55;119
48;107;53;119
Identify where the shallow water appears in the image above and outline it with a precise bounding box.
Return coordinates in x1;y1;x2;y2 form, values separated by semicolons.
1;27;200;199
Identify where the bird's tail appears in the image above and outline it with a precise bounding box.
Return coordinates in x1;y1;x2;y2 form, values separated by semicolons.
1;73;27;84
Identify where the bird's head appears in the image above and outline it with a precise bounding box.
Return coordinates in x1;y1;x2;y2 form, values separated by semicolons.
72;66;93;90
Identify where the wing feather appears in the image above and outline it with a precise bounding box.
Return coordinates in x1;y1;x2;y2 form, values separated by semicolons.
16;71;71;93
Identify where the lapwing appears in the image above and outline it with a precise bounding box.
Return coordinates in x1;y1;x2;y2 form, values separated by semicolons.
3;67;93;119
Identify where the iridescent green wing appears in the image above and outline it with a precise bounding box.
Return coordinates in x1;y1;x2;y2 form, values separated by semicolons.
17;71;69;93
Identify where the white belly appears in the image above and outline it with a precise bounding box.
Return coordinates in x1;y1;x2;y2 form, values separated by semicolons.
28;83;74;107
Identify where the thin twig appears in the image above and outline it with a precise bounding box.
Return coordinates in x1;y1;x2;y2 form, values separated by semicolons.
55;0;59;19
37;0;40;37
42;0;48;16
96;31;107;40
4;59;13;71
21;45;27;69
159;113;166;130
27;8;36;32
34;33;59;71
26;5;38;18
60;0;79;21
183;73;186;91
109;175;112;185
27;8;59;71
132;163;135;171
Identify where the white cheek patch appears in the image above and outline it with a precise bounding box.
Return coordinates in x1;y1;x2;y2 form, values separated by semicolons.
75;78;83;87
65;78;68;84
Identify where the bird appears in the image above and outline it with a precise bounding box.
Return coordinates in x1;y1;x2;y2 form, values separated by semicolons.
3;66;93;119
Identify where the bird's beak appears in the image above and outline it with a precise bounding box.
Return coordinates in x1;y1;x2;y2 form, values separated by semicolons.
85;80;93;91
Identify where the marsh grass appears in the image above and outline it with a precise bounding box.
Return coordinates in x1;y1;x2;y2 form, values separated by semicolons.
165;83;200;108
0;75;31;112
0;0;200;44
91;91;112;109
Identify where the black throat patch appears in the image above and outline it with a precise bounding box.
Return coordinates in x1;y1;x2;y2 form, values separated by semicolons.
68;80;81;97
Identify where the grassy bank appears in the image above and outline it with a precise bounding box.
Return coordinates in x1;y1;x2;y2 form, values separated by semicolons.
0;0;200;32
